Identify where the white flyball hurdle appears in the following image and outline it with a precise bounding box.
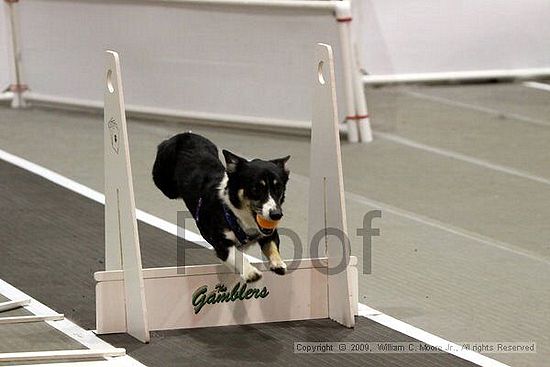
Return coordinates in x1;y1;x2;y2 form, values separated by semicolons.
95;45;358;343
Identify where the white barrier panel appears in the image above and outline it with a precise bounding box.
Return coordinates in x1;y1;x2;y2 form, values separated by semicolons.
96;261;330;332
15;0;349;129
354;0;550;75
0;4;9;90
96;45;357;342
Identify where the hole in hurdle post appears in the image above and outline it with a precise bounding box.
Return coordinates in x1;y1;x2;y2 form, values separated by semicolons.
95;45;357;342
107;69;115;93
318;61;326;85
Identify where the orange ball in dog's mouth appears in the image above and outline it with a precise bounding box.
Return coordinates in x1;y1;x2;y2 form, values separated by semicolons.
255;214;280;231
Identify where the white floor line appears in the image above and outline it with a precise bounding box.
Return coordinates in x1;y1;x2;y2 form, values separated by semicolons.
346;189;550;265
357;304;510;367
405;89;550;128
173;148;545;265
13;361;138;367
0;278;146;367
522;81;550;93
0;148;203;244
374;131;550;187
0;349;126;363
0;149;509;367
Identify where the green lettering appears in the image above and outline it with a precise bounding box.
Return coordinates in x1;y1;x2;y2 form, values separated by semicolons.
216;291;231;303
230;282;241;301
244;288;255;299
192;286;207;314
192;283;270;314
206;292;217;304
259;287;269;298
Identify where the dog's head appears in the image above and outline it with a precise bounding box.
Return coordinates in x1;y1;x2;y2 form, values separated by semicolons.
222;150;290;236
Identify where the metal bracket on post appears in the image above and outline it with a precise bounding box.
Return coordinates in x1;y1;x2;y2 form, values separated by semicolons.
103;50;150;343
308;43;355;328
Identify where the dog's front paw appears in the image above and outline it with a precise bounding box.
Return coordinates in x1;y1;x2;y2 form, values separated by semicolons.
270;260;287;276
243;265;263;283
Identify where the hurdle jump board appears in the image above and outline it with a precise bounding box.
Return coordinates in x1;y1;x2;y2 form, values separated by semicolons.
96;258;359;333
95;44;357;342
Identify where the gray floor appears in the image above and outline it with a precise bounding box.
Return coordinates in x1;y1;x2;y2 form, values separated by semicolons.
0;297;100;366
0;82;549;366
0;159;476;367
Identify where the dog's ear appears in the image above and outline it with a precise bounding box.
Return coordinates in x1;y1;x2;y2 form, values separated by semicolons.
271;155;290;175
222;150;246;173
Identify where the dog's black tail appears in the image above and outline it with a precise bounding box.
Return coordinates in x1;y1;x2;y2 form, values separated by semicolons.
152;136;181;199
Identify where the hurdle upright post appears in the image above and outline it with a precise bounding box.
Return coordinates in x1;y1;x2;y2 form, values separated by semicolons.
95;46;358;342
103;50;150;343
308;43;355;328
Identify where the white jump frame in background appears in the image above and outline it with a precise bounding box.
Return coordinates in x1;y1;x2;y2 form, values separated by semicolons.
95;46;358;343
1;0;372;143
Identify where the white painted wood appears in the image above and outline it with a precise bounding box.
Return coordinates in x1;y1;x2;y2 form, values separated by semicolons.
0;279;147;367
0;298;30;312
103;50;150;343
95;258;329;282
96;256;356;332
0;349;126;363
96;263;330;333
335;3;359;143
308;43;355;328
96;45;357;340
0;314;64;324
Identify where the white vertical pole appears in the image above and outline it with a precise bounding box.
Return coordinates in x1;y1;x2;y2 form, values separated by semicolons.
351;43;373;143
335;1;359;143
308;43;355;328
4;0;26;108
103;50;150;343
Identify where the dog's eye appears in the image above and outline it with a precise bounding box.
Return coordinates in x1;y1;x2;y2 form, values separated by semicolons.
250;184;264;197
255;184;265;193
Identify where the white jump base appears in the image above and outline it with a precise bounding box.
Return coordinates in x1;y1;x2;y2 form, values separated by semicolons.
95;44;358;342
97;258;358;333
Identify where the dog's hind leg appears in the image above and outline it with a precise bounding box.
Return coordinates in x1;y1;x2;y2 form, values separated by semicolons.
217;244;262;283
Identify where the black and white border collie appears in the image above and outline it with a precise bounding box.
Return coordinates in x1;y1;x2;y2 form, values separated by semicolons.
152;132;290;283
